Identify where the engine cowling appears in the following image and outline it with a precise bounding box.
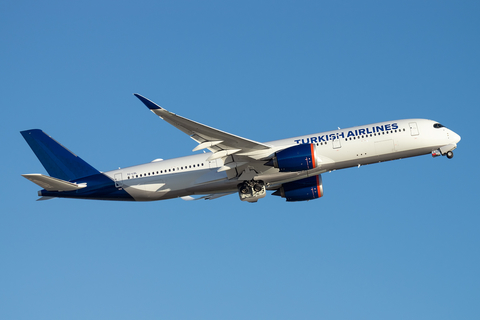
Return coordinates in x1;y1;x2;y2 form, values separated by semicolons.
268;144;319;172
272;175;323;202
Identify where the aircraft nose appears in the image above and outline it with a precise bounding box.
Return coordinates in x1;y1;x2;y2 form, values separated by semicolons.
451;130;461;143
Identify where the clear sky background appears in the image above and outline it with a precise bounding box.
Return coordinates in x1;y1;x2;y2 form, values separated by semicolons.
1;1;479;319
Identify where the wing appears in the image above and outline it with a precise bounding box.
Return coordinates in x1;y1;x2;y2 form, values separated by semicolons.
134;94;272;160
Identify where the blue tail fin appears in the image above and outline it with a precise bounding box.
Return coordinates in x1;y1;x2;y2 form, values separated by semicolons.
21;129;99;181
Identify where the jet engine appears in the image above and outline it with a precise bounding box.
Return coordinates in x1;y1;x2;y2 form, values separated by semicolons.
266;144;319;172
272;175;323;202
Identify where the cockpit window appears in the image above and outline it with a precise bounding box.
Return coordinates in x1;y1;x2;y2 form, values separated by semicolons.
433;123;445;128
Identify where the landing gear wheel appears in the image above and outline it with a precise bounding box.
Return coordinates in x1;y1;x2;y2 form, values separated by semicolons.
240;185;250;194
446;151;454;159
237;180;267;202
253;183;263;192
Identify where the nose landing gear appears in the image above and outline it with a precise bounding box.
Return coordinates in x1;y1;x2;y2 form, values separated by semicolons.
433;144;457;159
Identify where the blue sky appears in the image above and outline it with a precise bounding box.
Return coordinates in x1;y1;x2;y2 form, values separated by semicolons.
1;1;479;319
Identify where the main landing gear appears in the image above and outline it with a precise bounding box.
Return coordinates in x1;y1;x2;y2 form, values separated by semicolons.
446;151;454;159
238;180;266;202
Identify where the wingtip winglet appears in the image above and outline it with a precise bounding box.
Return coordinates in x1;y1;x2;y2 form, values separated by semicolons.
133;93;162;110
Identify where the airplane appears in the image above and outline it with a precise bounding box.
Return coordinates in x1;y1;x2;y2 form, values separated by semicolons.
21;94;461;203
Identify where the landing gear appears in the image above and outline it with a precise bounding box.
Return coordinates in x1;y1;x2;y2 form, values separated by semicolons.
433;147;455;159
239;184;250;194
237;180;266;202
438;144;457;159
253;182;263;192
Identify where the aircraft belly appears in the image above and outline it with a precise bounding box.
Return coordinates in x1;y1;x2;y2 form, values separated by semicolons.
123;186;169;201
120;168;230;201
185;182;239;196
332;146;438;170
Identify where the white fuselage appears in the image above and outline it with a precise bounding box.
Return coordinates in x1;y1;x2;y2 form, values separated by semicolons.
104;119;460;201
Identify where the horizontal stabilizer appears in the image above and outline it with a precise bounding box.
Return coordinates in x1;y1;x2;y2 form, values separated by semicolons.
22;174;87;192
37;196;56;201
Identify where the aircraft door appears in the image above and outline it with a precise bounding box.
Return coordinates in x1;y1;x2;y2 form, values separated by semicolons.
114;173;123;188
409;122;419;136
332;137;341;149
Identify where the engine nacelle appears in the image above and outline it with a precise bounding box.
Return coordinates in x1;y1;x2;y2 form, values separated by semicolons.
272;175;323;202
268;144;319;172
